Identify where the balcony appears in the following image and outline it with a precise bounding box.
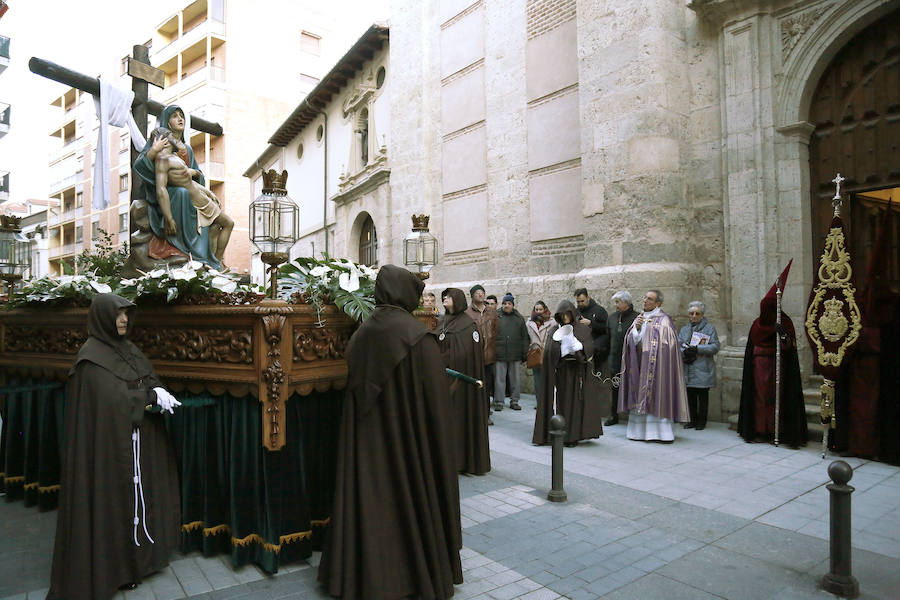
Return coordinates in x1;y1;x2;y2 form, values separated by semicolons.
0;35;9;74
0;103;9;138
48;206;83;226
153;16;224;65
49;172;79;195
49;243;81;259
198;161;225;183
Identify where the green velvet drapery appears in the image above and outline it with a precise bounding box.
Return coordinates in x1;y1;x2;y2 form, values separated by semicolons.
0;379;343;574
0;379;65;511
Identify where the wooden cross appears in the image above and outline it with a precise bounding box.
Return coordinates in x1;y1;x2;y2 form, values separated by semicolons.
29;45;223;196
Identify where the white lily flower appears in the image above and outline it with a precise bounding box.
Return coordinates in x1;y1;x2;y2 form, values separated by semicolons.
89;281;113;294
339;270;360;292
148;268;166;278
360;265;378;278
170;267;197;281
310;265;331;277
57;275;75;285
211;275;237;293
120;278;138;287
189;260;204;270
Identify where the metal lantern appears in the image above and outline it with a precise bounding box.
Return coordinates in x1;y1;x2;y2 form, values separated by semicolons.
403;214;437;280
250;169;299;298
0;215;31;298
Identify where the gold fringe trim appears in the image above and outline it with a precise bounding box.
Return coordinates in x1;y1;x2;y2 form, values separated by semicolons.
180;521;312;554
0;476;58;493
182;520;205;533
310;517;331;527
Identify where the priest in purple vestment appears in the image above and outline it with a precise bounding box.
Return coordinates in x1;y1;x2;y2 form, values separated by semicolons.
618;289;690;441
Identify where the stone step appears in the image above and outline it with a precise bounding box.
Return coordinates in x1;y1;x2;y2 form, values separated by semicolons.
726;403;825;441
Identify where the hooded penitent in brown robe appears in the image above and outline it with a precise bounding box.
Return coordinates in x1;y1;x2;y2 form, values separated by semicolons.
47;294;181;600
318;265;463;599
532;300;603;446
438;287;491;475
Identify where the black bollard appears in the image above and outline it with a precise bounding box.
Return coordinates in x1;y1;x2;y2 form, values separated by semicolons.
821;460;859;598
548;414;567;502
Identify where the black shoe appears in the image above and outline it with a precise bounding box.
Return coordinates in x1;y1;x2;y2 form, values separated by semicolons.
564;442;577;448
510;402;522;411
695;424;705;431
604;415;619;426
684;422;695;429
493;403;504;412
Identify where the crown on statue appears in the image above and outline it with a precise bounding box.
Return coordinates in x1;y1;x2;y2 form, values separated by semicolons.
411;214;430;232
262;169;288;194
0;214;23;232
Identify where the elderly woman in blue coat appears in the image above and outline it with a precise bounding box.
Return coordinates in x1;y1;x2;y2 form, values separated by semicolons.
678;301;720;430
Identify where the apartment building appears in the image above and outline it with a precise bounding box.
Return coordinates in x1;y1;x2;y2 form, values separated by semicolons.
1;33;9;207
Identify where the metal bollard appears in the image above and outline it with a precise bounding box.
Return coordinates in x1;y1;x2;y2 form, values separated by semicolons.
821;460;859;598
548;414;567;502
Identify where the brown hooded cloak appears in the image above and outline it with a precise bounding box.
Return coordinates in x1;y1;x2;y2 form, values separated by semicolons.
438;288;490;475
47;294;181;600
532;300;604;445
318;265;463;599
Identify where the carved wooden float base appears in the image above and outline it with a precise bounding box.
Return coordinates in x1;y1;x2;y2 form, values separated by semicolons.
0;301;355;450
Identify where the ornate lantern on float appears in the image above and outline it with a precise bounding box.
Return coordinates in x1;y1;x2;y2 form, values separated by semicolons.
250;169;299;299
0;214;30;299
403;214;437;280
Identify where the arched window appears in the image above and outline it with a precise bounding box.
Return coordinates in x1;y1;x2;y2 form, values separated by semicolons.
358;215;377;267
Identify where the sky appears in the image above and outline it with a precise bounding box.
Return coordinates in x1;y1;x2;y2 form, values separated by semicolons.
0;0;388;206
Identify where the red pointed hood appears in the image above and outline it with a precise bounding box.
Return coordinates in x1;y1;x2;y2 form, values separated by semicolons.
759;259;792;326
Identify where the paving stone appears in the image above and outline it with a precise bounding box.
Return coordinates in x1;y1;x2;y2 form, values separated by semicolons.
638;501;749;543
657;545;804;600
603;572;724;599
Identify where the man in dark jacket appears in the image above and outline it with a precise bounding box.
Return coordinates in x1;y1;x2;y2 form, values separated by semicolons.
605;290;639;425
575;288;610;370
494;293;530;411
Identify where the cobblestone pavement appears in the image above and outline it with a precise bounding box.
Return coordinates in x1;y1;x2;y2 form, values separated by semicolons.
2;394;898;599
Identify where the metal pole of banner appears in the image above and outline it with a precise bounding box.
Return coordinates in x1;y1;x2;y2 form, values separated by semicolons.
774;276;783;447
822;460;859;598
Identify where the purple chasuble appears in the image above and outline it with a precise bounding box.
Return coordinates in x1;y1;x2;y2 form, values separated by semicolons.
618;310;689;421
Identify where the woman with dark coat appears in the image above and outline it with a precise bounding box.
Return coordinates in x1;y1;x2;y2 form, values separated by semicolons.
532;300;604;446
48;294;181;600
438;287;491;475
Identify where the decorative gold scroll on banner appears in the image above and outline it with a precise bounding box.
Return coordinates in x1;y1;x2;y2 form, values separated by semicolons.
805;223;862;370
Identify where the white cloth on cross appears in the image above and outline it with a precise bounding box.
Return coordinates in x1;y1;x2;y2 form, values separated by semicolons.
92;78;147;210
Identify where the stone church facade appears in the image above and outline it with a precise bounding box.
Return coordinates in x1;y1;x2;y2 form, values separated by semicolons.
250;0;899;421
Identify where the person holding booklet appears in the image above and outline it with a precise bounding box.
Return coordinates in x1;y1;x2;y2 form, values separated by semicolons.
678;300;720;430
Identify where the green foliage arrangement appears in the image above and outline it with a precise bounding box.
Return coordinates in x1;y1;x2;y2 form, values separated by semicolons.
278;255;377;324
6;233;377;322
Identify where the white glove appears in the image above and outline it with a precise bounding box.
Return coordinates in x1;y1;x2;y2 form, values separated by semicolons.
559;332;583;358
153;387;182;414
